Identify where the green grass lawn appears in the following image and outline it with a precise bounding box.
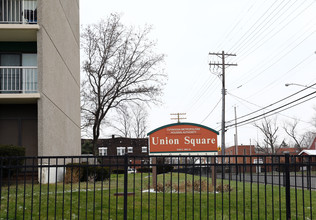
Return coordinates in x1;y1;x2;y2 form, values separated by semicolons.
1;172;315;219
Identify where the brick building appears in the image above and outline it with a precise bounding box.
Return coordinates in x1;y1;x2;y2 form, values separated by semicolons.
82;136;149;168
97;136;148;156
219;144;308;172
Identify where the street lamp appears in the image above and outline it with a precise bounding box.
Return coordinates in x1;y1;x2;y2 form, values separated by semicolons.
285;83;316;89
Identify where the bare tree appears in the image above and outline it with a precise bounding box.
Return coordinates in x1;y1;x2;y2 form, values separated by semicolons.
283;118;305;151
301;131;316;149
81;13;165;153
111;103;148;138
111;105;132;138
254;117;280;154
132;104;148;138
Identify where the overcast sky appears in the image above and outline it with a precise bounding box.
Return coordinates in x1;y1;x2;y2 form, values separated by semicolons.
80;0;316;147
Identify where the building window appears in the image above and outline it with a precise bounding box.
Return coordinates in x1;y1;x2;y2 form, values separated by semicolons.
128;147;133;153
142;146;147;153
99;147;107;156
117;147;126;156
0;53;38;93
0;0;38;24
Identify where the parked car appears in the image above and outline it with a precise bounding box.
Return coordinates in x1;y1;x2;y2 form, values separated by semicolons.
127;168;136;174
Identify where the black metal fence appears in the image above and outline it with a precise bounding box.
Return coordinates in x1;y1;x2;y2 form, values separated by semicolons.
0;154;315;219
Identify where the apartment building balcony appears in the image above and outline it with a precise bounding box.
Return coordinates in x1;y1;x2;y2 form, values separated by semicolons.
0;0;38;41
0;66;40;103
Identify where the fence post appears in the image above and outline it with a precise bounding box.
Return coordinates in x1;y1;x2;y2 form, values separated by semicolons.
211;157;216;187
307;156;311;190
152;157;157;188
123;154;128;220
284;153;291;220
0;158;2;211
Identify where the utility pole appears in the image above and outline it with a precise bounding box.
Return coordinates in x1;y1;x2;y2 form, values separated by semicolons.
209;51;237;155
250;139;252;155
234;106;238;155
170;113;186;123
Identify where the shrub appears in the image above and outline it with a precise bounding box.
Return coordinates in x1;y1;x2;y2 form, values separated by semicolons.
111;169;125;174
216;184;233;192
65;163;110;183
87;166;110;181
154;182;165;192
0;145;25;177
275;164;299;172
82;165;110;182
64;163;84;184
177;180;214;193
156;158;174;174
136;167;152;173
157;164;173;174
0;145;25;157
81;140;93;154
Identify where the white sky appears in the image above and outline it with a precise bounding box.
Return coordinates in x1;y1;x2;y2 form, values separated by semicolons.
80;0;316;147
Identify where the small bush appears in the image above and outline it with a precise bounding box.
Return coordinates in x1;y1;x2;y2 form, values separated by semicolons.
216;184;233;192
136;167;152;173
64;163;110;183
156;158;174;174
82;166;110;182
276;165;299;172
64;163;84;184
112;169;125;174
0;145;25;157
86;166;110;181
177;180;214;193
0;145;25;177
155;182;165;192
157;164;173;174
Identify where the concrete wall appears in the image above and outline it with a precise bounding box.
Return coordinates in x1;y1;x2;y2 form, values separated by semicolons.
37;0;80;156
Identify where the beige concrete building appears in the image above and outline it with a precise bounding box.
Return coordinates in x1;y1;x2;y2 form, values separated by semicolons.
0;0;81;156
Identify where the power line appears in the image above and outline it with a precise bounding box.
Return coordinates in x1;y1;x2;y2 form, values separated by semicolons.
226;1;315;91
233;0;308;59
229;94;316;129
246;53;316;99
186;77;219;113
188;81;221;115
235;42;316;93
231;0;290;53
228;92;311;124
226;90;316;128
215;0;257;51
228;0;280;53
200;98;222;124
226;82;316;123
230;29;316;91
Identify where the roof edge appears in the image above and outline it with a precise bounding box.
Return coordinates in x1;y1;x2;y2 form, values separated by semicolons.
147;122;219;136
298;150;316;155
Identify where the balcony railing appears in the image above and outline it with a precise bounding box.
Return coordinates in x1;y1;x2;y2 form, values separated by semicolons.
0;66;37;93
0;0;37;24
